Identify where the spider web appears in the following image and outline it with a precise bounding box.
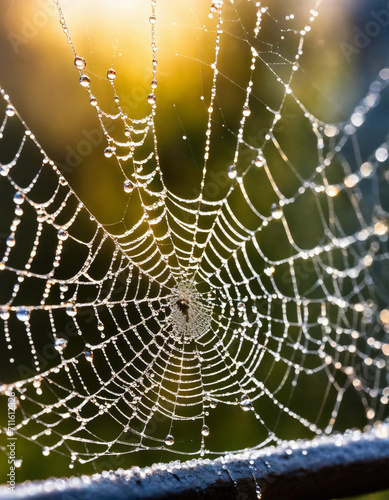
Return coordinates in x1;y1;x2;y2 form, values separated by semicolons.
0;0;389;475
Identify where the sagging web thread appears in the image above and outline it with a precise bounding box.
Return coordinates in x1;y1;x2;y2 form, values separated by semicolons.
0;0;388;470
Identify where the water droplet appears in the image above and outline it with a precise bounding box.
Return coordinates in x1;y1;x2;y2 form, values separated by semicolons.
243;106;251;117
123;179;134;194
375;146;388;163
149;15;156;24
90;96;98;106
0;308;10;320
15;206;23;216
164;434;174;446
58;229;68;241
6;235;15;247
201;425;210;437
66;304;77;317
360;162;373;178
344;174;359;188
97;321;104;331
79;75;90;87
325;185;339;198
14;459;23;468
240;394;252;411
74;56;86;70
374;220;388;236
256;485;262;499
318;315;329;326
107;68;116;80
13;192;24;205
210;399;217;409
104;147;114;158
16;308;30;322
271;203;282;219
5;105;15;117
84;349;93;362
59;283;68;292
42;447;50;456
124;128;131;137
54;338;68;352
228;165;237;179
264;266;275;276
147;94;156;106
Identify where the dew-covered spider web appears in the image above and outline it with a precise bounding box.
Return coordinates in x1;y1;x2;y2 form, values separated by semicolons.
0;0;389;477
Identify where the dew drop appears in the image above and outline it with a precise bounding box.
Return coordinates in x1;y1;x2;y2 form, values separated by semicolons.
66;304;77;317
84;349;93;362
5;105;15;117
58;229;68;241
360;162;373;178
318;315;329;326
147;94;156;106
54;338;68;352
42;447;50;456
16;308;29;322
228;165;237;179
375;146;388;163
14;459;23;468
264;266;275;276
240;394;252;411
79;75;90;87
0;308;10;320
344;174;359;188
97;321;104;331
271;203;282;219
374;221;388;236
90;97;98;106
74;56;86;70
107;68;116;80
164;434;174;446
210;399;217;409
13;192;24;205
149;15;156;24
201;425;210;437
104;146;114;158
123;179;134;194
325;185;339;198
6;235;15;248
243;106;251;117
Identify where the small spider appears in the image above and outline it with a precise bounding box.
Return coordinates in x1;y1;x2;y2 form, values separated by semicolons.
176;295;190;322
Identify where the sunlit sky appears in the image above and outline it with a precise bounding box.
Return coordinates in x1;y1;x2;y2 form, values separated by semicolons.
0;0;367;221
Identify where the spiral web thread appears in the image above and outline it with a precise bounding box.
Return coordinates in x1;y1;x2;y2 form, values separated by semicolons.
0;0;389;471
